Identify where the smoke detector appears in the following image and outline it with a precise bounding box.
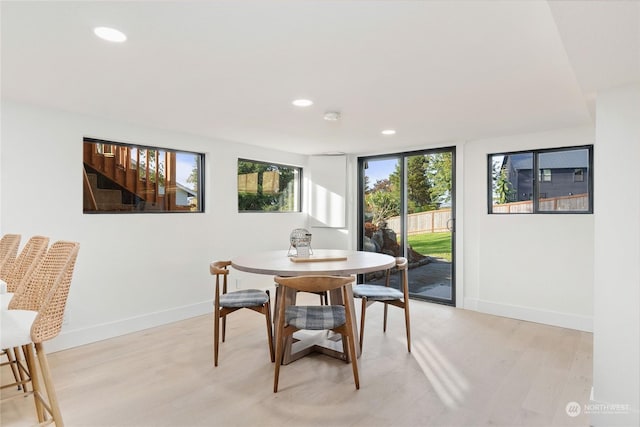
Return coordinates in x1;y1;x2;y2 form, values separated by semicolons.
323;111;341;121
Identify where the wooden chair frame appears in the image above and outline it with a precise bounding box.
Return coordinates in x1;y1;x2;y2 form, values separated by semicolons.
273;275;359;392
358;257;411;352
211;261;274;367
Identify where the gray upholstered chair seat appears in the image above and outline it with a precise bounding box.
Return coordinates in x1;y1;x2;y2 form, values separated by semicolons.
353;284;403;301
219;289;269;308
285;305;346;330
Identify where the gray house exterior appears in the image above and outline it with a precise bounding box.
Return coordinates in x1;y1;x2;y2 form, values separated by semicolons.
502;149;589;202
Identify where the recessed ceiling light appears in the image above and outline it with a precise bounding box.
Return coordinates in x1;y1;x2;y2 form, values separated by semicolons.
292;99;313;107
381;129;396;135
94;27;127;43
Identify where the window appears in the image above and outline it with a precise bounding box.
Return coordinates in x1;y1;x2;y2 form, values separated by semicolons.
237;159;301;212
489;145;593;214
539;169;552;182
83;138;204;213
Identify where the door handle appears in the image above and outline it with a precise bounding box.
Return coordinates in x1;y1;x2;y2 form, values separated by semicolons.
447;218;455;232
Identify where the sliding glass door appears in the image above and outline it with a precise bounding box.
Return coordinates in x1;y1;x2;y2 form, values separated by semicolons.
358;147;455;305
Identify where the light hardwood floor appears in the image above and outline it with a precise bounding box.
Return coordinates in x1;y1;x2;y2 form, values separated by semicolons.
1;295;592;426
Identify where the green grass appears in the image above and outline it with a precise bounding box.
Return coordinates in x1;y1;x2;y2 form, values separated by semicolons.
407;232;452;261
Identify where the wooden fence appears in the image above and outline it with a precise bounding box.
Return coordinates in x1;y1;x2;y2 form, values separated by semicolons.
492;193;589;213
386;208;452;235
384;193;589;234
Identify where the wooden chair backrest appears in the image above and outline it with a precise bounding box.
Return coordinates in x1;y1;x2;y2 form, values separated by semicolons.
274;275;354;293
210;260;231;276
210;260;232;298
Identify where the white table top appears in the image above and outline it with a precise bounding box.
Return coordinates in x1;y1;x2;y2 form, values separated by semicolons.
231;249;395;276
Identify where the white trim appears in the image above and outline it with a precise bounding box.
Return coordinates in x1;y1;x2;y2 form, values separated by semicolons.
47;301;212;353
464;297;592;332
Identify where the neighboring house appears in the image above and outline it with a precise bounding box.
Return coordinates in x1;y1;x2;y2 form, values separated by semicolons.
502;150;589;201
175;182;197;207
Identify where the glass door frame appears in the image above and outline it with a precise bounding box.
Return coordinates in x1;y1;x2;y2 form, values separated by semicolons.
357;146;456;306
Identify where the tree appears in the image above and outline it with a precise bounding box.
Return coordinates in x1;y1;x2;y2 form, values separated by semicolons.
237;160;296;211
137;149;165;185
365;190;400;225
406;155;433;212
186;159;199;189
365;152;454;224
428;152;452;206
390;155;438;213
371;178;393;193
365;178;400;225
493;166;514;204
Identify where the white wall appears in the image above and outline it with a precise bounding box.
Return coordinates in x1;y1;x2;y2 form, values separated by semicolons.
0;101;307;351
1;101;604;354
307;154;351;250
592;83;640;426
462;126;595;331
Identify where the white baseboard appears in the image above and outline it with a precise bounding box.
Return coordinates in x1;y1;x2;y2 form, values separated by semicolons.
463;297;593;332
47;301;212;353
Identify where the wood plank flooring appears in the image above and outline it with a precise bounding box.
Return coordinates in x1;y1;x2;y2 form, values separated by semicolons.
1;296;592;426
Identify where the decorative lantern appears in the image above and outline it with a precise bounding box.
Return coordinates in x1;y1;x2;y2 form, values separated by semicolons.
288;228;313;257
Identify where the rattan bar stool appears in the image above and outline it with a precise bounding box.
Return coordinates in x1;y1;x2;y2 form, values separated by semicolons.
1;235;50;392
1;241;80;427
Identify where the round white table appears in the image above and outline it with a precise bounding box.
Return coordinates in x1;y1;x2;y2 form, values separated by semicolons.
231;249;396;364
231;249;396;276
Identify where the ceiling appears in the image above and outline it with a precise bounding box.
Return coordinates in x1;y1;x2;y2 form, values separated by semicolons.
1;1;638;155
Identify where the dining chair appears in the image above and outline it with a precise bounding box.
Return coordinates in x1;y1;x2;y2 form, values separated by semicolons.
1;240;80;427
353;256;411;352
272;275;360;392
211;261;274;367
0;233;22;279
1;235;50;392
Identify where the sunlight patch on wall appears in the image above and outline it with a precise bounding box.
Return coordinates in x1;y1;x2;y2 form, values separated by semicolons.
308;155;346;228
310;183;345;227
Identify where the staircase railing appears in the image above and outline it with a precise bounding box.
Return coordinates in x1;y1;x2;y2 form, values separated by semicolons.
82;168;98;211
83;141;178;210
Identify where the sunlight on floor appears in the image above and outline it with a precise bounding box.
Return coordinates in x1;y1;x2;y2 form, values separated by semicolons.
412;337;470;409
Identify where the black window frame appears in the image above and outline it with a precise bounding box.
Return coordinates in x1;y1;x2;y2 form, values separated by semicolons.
83;137;205;214
488;145;593;214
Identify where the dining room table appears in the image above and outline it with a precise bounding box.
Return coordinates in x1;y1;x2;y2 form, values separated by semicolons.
231;249;396;364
